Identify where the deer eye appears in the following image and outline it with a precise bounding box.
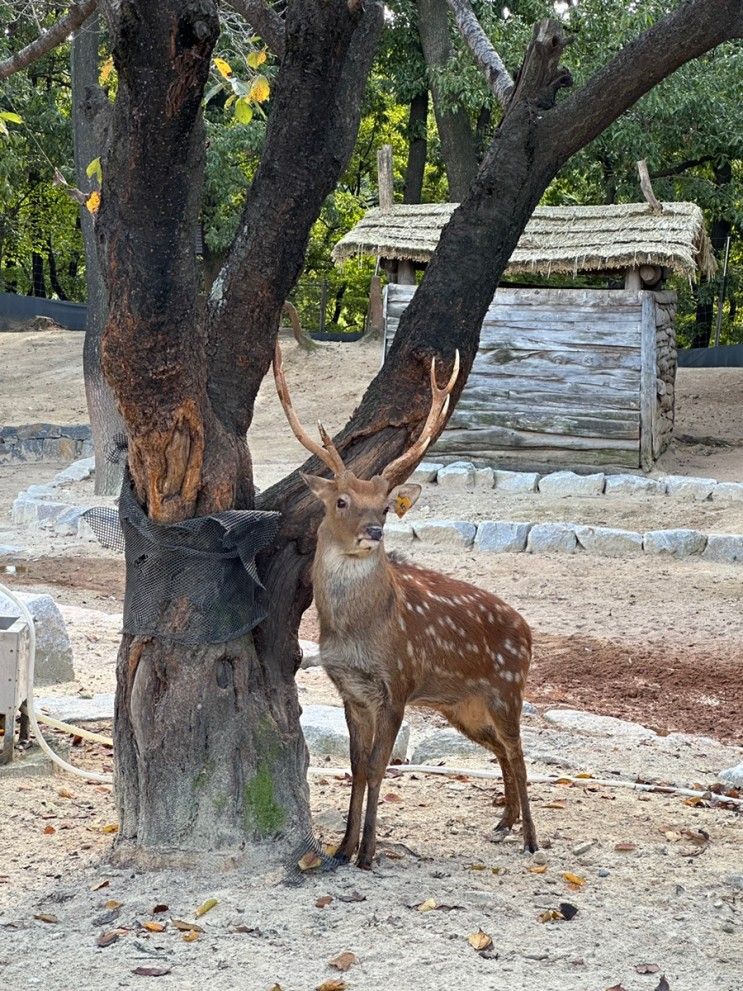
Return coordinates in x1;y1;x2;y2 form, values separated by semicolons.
383;506;389;515
336;496;349;509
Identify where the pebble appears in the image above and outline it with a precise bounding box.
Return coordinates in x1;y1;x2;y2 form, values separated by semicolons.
722;923;735;934
597;868;610;877
532;851;548;865
572;840;596;856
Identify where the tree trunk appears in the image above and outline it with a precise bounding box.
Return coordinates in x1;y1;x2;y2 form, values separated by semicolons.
692;161;732;348
47;240;68;299
72;11;126;495
31;251;46;297
417;0;477;199
403;88;428;203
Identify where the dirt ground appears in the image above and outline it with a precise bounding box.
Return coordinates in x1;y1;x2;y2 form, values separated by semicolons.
1;329;742;990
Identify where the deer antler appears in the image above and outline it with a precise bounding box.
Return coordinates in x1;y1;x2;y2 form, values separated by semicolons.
273;341;347;476
381;350;460;482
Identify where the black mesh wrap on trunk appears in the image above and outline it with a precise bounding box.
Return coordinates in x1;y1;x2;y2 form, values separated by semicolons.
82;470;280;645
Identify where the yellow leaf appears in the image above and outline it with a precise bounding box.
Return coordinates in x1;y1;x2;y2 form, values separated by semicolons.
194;897;218;918
394;494;413;517
100;820;117;832
563;872;585;887
214;57;233;78
417;898;437;912
298;851;322;872
328;951;358;972
575;772;593;779
171;919;204;932
182;929;200;942
467;929;493;951
99;56;114;85
528;864;547;874
142;921;166;932
234;96;253;125
247;50;267;68
316;982;346;991
248;74;270;103
544;800;566;810
57;788;75;799
105;899;123;910
537;909;564;923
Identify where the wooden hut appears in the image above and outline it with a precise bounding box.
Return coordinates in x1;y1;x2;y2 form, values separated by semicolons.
333;202;715;470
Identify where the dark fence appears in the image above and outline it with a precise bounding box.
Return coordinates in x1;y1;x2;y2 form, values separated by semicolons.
0;292;87;332
678;344;743;368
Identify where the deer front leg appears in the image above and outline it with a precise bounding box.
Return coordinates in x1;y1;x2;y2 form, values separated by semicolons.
335;702;375;863
356;705;405;870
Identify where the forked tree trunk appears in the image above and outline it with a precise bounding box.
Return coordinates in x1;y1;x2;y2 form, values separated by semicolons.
71;11;125;494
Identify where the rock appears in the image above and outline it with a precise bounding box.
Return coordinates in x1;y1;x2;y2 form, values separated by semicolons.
382;521;415;551
597;868;610;878
437;461;476;490
411;462;443;484
411;728;484;764
313;807;346;832
604;474;664;496
475;467;494;489
527;523;577;554
643;528;707;558
0;545;25;556
532;850;548;865
51;457;95;486
572;840;596;856
0;591;74;685
574;525;644;557
718;762;743;788
712;481;743;503
702;535;743;564
301;704;409;762
412;520;476;548
538;471;605;498
663;474;716;501
522;701;537;717
543;708;656;740
493;470;540;493
474;521;530;554
34;692;114;722
299;640;321;669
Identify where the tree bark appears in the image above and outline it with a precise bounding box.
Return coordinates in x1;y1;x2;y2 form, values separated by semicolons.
417;0;478;199
403;88;428;204
31;251;46;297
71;11;125;495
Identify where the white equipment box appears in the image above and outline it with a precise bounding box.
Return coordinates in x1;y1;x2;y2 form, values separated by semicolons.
0;615;29;764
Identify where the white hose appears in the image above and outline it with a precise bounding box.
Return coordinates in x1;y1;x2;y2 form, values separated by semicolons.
0;581;112;783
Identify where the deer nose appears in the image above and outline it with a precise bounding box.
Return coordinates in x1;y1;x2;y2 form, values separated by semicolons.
364;525;383;542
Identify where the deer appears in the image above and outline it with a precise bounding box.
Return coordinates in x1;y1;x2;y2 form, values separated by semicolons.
273;342;537;869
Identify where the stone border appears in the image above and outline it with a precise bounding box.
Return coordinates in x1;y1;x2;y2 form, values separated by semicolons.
0;423;92;464
412;461;743;503
385;518;743;564
6;458;743;564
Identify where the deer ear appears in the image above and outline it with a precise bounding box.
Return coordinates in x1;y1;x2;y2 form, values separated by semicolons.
387;483;421;518
300;473;337;502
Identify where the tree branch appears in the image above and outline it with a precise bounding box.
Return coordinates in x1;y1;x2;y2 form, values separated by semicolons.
637;159;663;213
221;0;286;58
651;155;716;179
446;0;514;108
0;0;98;81
549;0;743;161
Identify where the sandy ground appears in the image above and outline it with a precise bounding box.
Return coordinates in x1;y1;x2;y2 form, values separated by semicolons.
1;329;743;990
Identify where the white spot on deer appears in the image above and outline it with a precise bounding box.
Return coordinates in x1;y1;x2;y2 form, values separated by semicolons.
397;658;404;671
504;637;515;654
397;615;406;631
406;642;415;659
496;652;505;666
415;604;427;616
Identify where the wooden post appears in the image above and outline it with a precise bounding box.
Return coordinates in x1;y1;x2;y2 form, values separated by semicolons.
365;274;384;337
624;267;641;290
639;291;656;472
397;259;417;285
377;144;394;211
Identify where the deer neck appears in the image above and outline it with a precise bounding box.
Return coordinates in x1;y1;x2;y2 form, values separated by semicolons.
312;525;395;637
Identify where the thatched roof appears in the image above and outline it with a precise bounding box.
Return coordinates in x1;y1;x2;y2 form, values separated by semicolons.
332;201;716;279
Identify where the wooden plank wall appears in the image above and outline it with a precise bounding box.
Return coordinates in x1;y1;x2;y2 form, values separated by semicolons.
384;285;649;468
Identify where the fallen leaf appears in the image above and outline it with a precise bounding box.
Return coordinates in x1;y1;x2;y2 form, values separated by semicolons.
559;902;579;921
132;967;171;977
171;919;204;932
269;985;284;991
604;985;629;991
324;844;339;857
34;913;58;924
57;788;76;799
528;864;547;874
152;903;168;914
537;910;564;923
417;898;437;912
329;951;359;972
298;851;322;872
101;823;119;834
96;930;120;947
683;797;706;808
635;964;661;974
233;925;261;935
614;842;636;852
316;982;346;991
680;828;709;846
337;890;366;903
382;792;402;803
563;872;586;887
575;772;593;779
654;977;670;991
315;896;333;909
43;825;56;835
182;929;200;942
91;879;110;892
194;897;218;918
105;900;123;910
142;921;166;932
544;800;567;810
467;929;493;951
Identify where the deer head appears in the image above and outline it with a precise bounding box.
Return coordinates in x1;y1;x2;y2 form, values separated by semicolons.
272;342;460;557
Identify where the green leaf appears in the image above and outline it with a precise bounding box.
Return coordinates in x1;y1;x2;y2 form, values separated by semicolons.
0;111;23;125
86;157;103;185
204;82;223;105
234;97;253;125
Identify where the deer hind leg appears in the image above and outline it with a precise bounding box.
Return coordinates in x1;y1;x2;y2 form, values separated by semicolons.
494;719;538;854
335;702;375;863
356;705;405;870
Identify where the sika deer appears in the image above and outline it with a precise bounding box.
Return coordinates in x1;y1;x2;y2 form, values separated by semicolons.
274;343;537;868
